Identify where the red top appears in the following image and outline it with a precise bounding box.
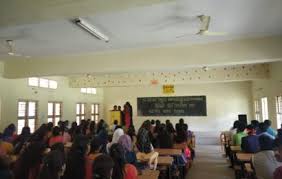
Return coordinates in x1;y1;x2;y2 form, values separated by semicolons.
48;136;64;147
124;164;138;179
85;154;101;179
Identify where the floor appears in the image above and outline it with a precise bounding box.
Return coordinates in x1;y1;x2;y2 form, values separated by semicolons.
187;145;234;179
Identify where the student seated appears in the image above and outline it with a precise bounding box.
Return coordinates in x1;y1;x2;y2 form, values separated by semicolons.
0;155;13;179
118;135;137;165
241;125;260;153
2;124;17;143
14;141;47;179
110;143;138;179
136;120;158;170
264;120;277;137
85;137;103;179
92;154;114;179
39;150;65;179
253;135;279;179
49;126;64;147
63;135;89;179
157;124;173;148
106;128;124;153
111;120;118;132
257;122;275;140
232;122;247;146
175;124;188;144
13;127;31;155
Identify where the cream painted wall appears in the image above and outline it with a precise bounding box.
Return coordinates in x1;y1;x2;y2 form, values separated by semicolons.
103;81;253;132
252;61;282;128
0;76;104;131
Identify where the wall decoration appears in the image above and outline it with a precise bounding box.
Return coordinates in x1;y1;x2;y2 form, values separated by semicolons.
163;85;174;94
69;63;270;88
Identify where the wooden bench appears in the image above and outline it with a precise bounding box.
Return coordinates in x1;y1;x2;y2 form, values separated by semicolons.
236;153;253;163
138;170;160;179
154;148;182;156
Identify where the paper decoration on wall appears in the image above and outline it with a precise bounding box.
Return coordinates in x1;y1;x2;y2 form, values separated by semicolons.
163;85;175;94
151;79;159;85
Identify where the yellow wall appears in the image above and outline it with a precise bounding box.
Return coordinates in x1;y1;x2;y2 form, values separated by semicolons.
103;81;253;132
0;76;104;130
252;61;282;128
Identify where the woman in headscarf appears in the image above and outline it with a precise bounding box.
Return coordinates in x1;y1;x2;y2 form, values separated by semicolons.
118;134;137;165
106;128;124;153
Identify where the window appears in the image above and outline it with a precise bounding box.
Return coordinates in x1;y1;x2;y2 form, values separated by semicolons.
254;100;260;121
28;77;58;89
48;102;62;126
91;104;99;123
276;96;282;128
81;88;97;94
17;100;38;134
261;97;269;121
76;103;86;124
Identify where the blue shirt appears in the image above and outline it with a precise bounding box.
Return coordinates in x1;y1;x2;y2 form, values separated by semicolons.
241;135;260;153
266;127;277;137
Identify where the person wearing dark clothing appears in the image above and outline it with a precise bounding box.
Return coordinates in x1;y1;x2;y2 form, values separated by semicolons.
157;124;173;148
241;125;260;153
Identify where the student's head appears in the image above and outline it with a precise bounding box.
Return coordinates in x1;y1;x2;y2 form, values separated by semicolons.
21;126;31;136
259;135;274;151
71;122;77;129
118;106;122;111
90;137;102;153
113;120;118;125
179;118;184;124
39;150;65;179
246;125;256;135
232;120;240;129
89;121;96;133
237;122;246;133
109;143;126;179
141;120;151;131
52;126;61;137
165;119;170;125
71;135;89;155
93;154;114;179
127;125;136;139
113;105;118;110
47;122;54;131
151;120;155;125
259;122;268;132
156;120;161;126
31;124;49;142
118;134;132;152
264;120;272;128
251;120;259;128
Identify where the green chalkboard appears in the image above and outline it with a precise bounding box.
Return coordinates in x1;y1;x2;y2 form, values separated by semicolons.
137;96;207;116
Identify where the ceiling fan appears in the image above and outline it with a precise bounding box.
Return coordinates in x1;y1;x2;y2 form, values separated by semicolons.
0;40;30;58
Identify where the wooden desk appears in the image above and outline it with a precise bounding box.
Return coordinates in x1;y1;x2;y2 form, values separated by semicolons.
236;153;253;162
138;170;159;179
158;156;174;166
155;148;182;156
230;146;241;152
173;143;186;150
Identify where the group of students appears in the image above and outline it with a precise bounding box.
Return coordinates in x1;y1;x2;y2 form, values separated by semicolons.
0;118;194;179
226;119;282;179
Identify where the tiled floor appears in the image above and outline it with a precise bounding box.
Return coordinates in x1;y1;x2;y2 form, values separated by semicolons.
187;145;234;179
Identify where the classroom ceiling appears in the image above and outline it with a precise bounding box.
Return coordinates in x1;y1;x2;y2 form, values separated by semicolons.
0;0;282;58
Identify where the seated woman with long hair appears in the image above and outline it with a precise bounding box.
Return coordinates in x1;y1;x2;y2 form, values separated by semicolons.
63;135;89;179
110;143;138;179
39;150;65;179
49;126;64;147
92;154;114;179
136;120;158;170
85;137;103;179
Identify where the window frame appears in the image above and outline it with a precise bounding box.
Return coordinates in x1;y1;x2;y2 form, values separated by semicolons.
17;100;38;134
48;101;62;126
276;96;282;128
28;77;58;89
261;97;269;121
80;88;97;94
91;103;99;123
254;100;260;121
76;103;86;124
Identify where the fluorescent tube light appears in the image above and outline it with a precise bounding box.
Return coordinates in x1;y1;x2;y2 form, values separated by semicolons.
74;18;109;42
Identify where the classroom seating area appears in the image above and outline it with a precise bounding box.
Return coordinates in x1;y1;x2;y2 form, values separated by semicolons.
0;118;196;179
221;119;282;179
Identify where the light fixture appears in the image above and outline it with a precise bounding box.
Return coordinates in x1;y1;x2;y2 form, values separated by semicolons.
73;18;109;42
